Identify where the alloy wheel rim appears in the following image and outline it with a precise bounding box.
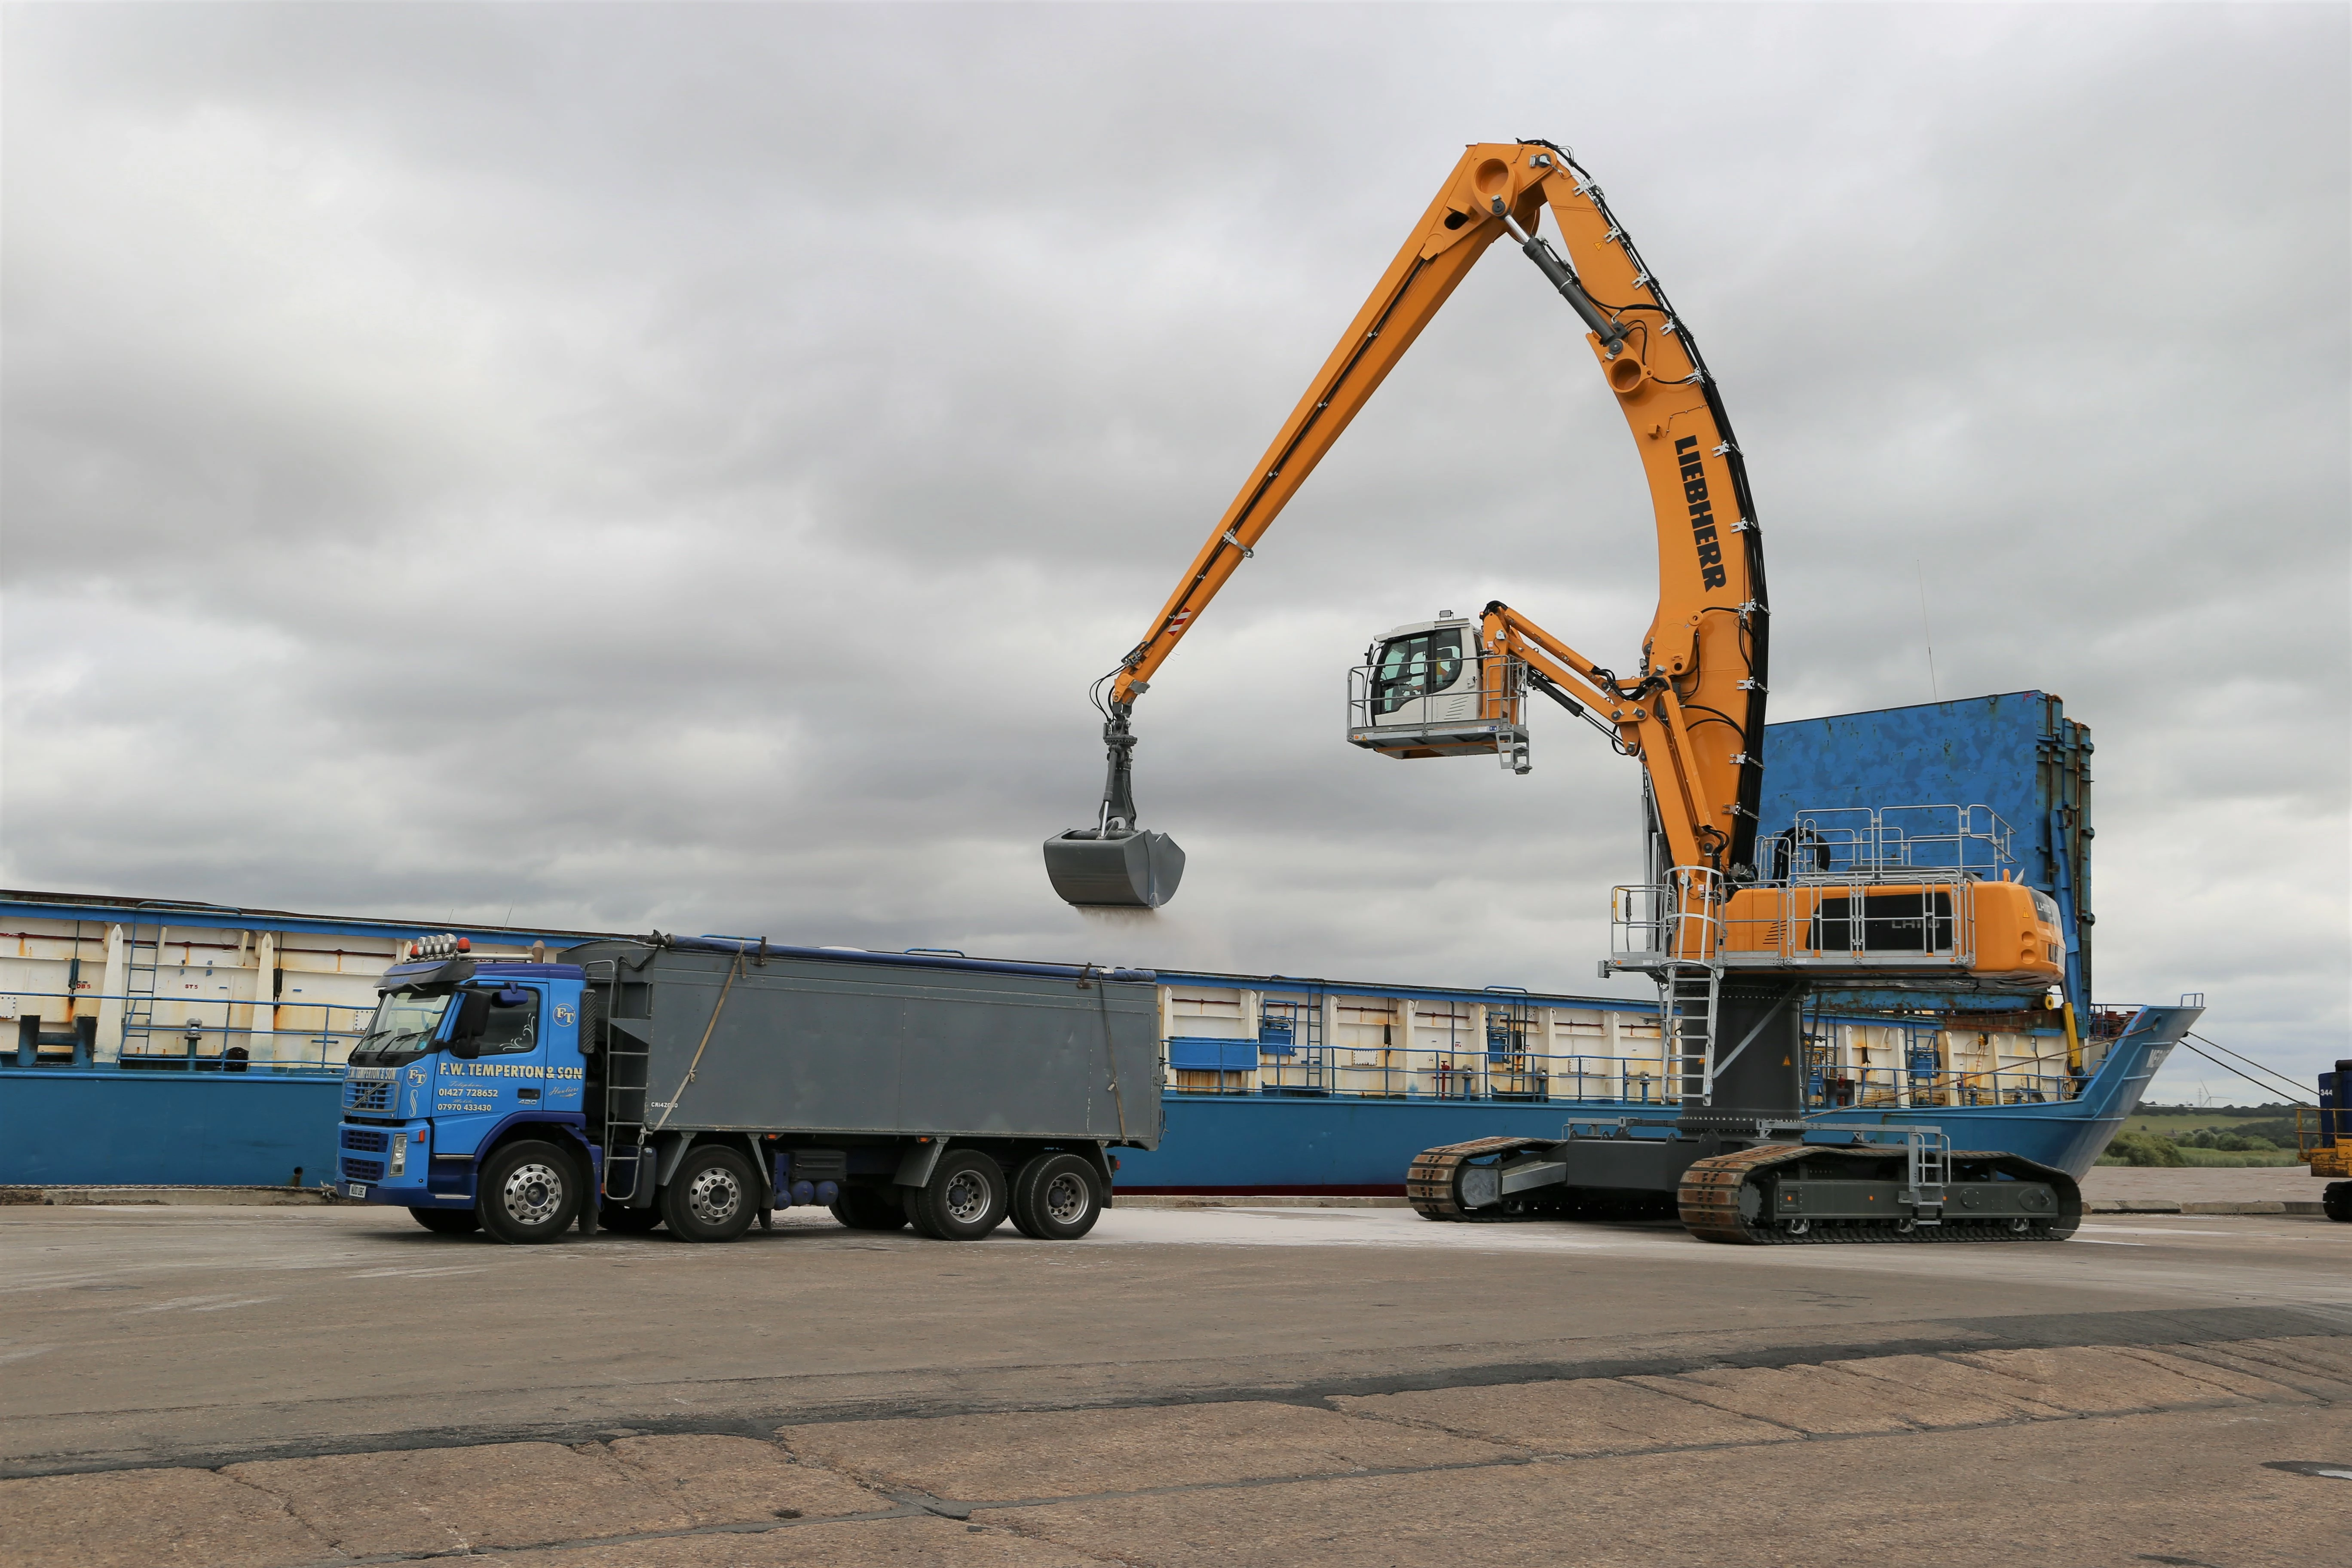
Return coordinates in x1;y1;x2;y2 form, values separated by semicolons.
502;1162;564;1226
686;1167;741;1225
1044;1172;1088;1224
944;1170;990;1223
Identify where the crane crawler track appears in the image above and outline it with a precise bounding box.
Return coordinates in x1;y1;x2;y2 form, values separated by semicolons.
1678;1144;2082;1246
1406;1136;1555;1220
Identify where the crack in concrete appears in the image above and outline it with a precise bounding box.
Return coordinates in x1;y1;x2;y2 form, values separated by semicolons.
172;1378;2345;1568
22;1308;2344;1477
6;1312;2343;1482
208;1467;353;1562
254;1504;935;1567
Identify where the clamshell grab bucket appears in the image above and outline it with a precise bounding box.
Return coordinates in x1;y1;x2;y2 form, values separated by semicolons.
1044;829;1185;908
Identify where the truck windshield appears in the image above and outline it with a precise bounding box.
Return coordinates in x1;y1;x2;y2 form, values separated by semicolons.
349;992;453;1066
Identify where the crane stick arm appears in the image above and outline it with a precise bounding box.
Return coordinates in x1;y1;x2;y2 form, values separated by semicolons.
1479;601;1716;873
1105;150;1529;708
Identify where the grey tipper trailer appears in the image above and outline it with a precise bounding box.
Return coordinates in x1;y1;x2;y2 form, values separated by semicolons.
566;936;1162;1244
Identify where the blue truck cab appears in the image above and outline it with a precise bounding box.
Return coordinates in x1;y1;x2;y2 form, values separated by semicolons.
338;937;592;1240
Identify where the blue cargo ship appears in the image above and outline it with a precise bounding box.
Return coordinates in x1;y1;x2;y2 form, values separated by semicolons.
0;899;2184;1192
0;692;2162;1197
1113;974;2190;1192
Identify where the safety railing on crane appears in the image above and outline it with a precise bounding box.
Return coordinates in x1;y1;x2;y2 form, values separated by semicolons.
1714;805;2027;971
1770;804;2021;882
1343;663;1528;765
1609;866;1728;969
1606;867;1728;1101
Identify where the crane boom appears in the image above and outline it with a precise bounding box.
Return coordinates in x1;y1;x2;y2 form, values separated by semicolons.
1052;140;1767;903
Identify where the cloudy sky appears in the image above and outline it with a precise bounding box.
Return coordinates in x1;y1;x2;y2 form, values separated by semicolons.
4;3;2345;1098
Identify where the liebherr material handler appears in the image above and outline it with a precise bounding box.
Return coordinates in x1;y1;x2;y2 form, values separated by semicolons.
1047;141;2100;1244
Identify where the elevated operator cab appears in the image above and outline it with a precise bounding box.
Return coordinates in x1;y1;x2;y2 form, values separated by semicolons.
1346;614;1524;761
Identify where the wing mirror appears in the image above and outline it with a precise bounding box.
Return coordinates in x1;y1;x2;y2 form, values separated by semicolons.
448;990;492;1058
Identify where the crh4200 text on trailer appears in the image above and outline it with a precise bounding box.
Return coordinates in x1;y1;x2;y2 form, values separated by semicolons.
338;936;1162;1243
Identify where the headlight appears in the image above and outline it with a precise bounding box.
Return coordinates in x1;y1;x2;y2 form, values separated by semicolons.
390;1133;408;1176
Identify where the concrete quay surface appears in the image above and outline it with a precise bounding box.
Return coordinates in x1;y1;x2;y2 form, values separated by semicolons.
2;1202;2346;1567
11;1163;2337;1213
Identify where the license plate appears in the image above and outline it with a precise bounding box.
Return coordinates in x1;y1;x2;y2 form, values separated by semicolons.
346;1183;367;1198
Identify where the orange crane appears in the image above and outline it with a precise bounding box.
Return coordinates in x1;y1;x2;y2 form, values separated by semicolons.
1047;141;2080;1242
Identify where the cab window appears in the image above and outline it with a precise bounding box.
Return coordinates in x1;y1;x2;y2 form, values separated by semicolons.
1372;630;1463;716
476;991;540;1056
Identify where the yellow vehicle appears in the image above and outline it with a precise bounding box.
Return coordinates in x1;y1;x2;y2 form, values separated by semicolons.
2300;1066;2351;1220
1047;141;2087;1242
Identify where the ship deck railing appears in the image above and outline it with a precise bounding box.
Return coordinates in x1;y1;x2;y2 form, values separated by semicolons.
4;987;366;1073
1167;1042;2089;1109
1808;1059;2079;1110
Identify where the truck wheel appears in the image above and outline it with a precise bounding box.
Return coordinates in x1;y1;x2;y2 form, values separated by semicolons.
601;1204;663;1234
830;1186;909;1232
477;1140;581;1244
2325;1182;2352;1223
1011;1153;1104;1241
904;1150;1008;1240
409;1207;479;1236
661;1145;759;1243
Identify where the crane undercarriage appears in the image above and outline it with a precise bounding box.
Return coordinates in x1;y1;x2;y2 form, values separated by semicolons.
1405;974;2082;1246
1406;1134;2081;1245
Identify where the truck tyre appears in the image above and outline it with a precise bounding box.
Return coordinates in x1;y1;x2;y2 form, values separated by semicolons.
830;1186;909;1232
661;1145;759;1243
1010;1153;1105;1241
409;1207;479;1236
600;1204;663;1234
2325;1182;2351;1223
477;1140;582;1244
904;1150;1008;1241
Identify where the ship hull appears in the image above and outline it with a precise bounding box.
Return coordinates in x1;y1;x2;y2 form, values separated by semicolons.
0;1008;2191;1195
1116;1005;2193;1194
